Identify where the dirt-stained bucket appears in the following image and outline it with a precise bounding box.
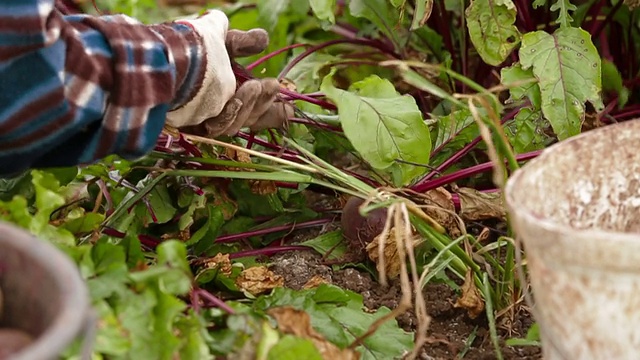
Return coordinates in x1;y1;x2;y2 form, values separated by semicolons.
0;222;94;359
505;119;640;359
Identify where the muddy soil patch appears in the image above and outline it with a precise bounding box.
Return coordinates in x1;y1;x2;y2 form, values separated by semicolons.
270;250;541;360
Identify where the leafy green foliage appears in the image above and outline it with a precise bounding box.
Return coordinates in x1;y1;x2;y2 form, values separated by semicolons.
501;64;541;107
253;285;414;360
430;109;480;166
550;0;578;28
0;170;76;245
601;59;630;108
321;71;431;186
309;0;336;25
229;6;307;78
256;0;294;31
518;28;603;139
500;64;551;153
65;239;211;359
505;323;541;347
267;336;324;359
409;0;433;30
505;108;550;153
465;0;521;66
348;0;403;47
301;230;346;260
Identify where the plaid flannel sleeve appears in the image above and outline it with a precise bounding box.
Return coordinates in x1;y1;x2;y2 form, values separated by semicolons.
0;0;206;176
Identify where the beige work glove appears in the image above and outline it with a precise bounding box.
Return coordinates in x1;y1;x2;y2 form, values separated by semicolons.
166;10;290;137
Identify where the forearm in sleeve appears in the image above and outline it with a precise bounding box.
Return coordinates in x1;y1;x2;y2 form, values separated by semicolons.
0;0;206;175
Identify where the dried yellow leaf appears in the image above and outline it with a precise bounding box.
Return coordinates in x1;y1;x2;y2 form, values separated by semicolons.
454;270;485;319
235;266;284;296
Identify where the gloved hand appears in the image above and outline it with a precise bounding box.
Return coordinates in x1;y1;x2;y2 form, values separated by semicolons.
166;10;290;137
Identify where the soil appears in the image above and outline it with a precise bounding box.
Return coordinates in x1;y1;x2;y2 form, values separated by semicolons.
269;248;542;360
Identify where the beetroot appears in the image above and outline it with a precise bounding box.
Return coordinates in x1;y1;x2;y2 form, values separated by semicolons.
341;196;388;259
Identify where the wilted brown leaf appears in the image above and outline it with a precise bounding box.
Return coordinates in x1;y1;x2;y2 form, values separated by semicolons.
454;270;485;319
624;0;640;10
162;124;181;138
222;147;255;174
178;229;191;242
280;78;297;92
202;253;233;276
417;0;434;27
225;147;252;164
236;266;284;296
268;307;360;360
476;227;491;243
366;227;420;279
302;275;330;289
455;187;506;221
249;179;278;195
420;187;462;237
223;147;277;195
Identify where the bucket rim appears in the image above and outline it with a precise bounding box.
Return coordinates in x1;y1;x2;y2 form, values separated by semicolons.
505;119;640;244
0;221;90;360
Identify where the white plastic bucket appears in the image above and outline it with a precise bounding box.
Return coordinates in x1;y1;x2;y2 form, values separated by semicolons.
505;119;640;359
0;222;95;359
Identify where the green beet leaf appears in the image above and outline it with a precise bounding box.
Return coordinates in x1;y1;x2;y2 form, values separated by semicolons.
349;0;402;46
505;107;551;154
301;230;346;261
0;170;75;245
321;72;431;186
430;109;480;167
550;0;578;28
500;63;541;107
465;0;521;66
309;0;336;24
519;27;603;140
410;0;434;30
256;0;292;31
61;211;104;235
254;285;413;360
601;59;630;108
267;335;323;360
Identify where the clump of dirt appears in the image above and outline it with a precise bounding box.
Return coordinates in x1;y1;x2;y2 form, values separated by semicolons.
269;250;541;360
269;250;334;289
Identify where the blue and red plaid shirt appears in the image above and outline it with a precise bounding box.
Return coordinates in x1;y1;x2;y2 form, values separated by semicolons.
0;0;206;176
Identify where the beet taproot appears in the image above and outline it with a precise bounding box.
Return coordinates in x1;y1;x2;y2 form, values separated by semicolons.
341;196;388;259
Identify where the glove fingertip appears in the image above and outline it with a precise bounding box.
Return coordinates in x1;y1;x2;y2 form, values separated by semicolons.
260;78;281;97
248;103;291;132
235;79;264;100
226;29;270;57
204;98;242;137
248;28;269;47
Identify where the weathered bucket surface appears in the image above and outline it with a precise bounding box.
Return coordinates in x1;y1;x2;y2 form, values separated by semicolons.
0;222;92;360
505;119;640;359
